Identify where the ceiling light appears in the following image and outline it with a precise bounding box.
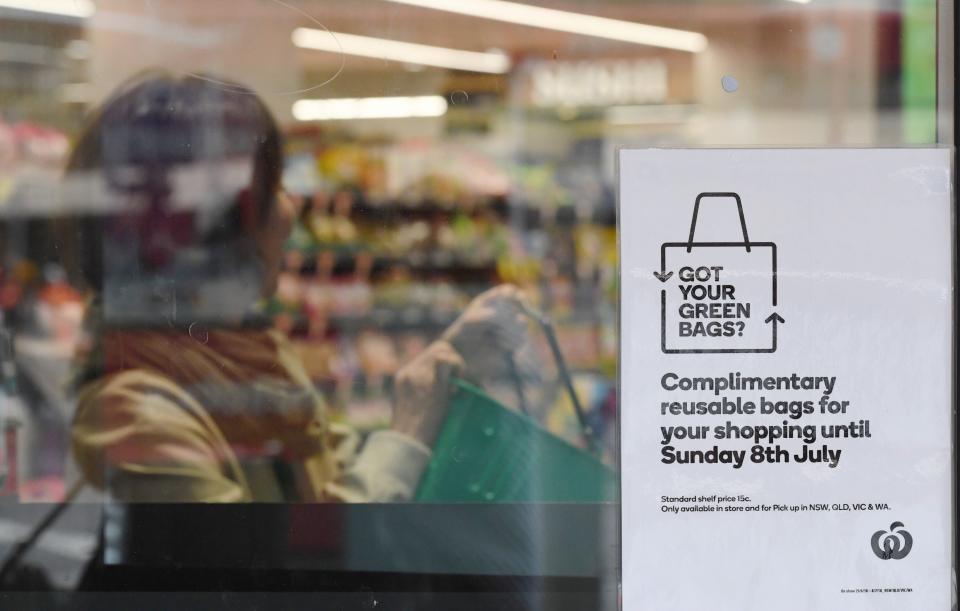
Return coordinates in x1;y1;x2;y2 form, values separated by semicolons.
293;96;449;121
292;28;511;74
0;0;95;19
380;0;707;53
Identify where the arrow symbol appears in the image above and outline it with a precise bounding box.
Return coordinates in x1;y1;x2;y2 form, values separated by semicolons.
653;270;673;283
764;312;785;353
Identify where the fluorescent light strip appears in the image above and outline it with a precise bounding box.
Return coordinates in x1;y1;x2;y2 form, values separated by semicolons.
0;0;95;19
292;28;511;74
293;95;449;121
381;0;707;53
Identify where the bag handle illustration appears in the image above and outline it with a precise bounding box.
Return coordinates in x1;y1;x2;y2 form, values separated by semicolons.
686;192;751;252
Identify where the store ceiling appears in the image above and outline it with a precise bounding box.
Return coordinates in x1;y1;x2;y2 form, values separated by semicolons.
86;0;823;77
87;0;895;66
69;0;895;121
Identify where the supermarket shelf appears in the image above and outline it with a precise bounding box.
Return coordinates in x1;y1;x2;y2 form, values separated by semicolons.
285;309;459;336
303;195;617;227
290;252;499;282
330;310;458;334
289;308;611;336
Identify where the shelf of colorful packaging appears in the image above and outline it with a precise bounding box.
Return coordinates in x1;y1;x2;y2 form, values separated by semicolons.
287;251;499;283
300;193;617;228
282;305;613;338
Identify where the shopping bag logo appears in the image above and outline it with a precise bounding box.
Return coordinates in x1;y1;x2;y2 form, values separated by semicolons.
656;192;784;354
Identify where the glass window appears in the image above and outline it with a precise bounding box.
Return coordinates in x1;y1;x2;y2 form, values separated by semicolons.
0;0;951;608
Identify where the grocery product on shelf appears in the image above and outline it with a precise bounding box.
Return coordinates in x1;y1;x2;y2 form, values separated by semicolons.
279;136;618;448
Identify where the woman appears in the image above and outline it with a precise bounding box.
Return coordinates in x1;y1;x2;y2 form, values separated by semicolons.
64;72;525;502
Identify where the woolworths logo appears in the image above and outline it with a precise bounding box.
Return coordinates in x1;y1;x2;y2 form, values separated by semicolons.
871;522;913;560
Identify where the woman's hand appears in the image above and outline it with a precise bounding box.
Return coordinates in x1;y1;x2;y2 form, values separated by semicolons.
391;340;464;447
441;284;528;379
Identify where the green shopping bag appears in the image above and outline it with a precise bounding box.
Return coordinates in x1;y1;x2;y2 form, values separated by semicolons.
415;379;617;502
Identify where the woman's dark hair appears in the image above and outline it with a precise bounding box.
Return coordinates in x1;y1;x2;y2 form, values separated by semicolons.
61;71;283;291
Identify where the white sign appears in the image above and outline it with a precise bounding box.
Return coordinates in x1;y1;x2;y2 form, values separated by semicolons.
620;149;952;611
530;59;667;107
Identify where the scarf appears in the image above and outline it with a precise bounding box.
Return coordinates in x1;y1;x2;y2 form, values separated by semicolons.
94;326;329;460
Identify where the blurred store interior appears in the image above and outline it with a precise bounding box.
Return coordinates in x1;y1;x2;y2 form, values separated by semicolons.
0;0;939;504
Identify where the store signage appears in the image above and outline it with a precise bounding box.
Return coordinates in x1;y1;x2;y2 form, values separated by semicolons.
529;58;667;107
619;149;952;610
